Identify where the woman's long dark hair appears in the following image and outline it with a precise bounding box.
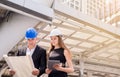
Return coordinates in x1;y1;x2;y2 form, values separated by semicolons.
48;36;72;58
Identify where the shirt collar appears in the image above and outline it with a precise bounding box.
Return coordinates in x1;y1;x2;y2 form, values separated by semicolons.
26;45;36;56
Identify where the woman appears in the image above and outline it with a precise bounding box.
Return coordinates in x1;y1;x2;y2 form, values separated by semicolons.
46;29;74;77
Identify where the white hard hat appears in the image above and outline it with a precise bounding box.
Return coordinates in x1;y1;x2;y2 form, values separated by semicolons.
49;29;62;36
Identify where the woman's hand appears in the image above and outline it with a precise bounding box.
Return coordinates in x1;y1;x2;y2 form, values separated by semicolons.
45;68;52;74
53;63;63;71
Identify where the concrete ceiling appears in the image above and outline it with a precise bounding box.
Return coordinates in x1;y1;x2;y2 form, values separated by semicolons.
18;11;120;69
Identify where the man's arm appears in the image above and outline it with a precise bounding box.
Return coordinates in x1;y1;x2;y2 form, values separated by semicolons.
39;49;47;76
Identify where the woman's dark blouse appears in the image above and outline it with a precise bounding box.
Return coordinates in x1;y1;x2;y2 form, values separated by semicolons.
48;48;67;77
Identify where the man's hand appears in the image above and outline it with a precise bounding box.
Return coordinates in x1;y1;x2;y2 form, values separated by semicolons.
32;68;40;76
9;69;16;75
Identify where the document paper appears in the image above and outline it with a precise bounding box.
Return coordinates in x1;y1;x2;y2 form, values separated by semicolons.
3;55;36;77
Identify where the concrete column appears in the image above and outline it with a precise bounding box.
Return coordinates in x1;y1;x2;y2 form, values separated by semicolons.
79;54;84;77
87;71;93;77
0;13;39;59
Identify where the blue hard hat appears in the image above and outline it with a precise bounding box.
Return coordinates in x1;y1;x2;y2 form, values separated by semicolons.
25;28;38;39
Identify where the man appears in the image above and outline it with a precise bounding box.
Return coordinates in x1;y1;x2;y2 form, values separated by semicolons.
10;28;47;77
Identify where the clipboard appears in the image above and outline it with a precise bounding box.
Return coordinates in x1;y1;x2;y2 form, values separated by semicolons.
48;60;60;70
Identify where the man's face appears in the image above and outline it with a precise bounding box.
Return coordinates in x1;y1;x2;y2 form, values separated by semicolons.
27;38;37;46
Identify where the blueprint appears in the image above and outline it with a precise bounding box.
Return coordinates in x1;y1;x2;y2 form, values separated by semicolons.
3;55;36;77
